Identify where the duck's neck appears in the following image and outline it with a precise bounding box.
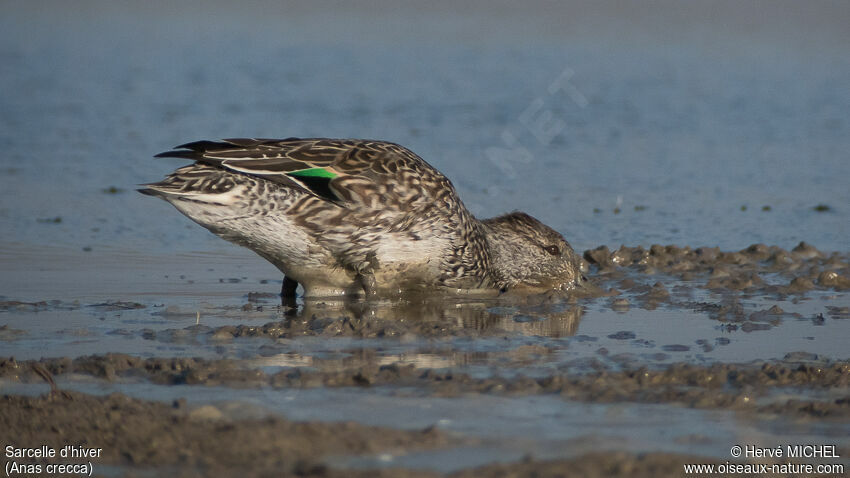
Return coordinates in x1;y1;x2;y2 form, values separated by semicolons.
480;217;526;290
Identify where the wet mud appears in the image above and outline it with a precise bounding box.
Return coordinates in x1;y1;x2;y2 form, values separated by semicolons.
2;242;849;476
3;355;850;419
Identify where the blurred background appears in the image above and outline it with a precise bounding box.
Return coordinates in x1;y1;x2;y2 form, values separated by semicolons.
1;0;848;254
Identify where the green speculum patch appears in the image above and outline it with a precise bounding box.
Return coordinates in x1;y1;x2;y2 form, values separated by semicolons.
287;167;338;179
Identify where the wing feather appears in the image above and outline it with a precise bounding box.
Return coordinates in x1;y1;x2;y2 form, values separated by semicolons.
154;138;458;211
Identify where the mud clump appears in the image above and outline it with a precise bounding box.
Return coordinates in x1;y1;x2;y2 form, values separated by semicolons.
584;245;615;269
707;272;763;290
784;277;815;293
792;241;824;259
818;270;850;289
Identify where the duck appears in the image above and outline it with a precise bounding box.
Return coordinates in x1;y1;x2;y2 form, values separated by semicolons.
140;138;584;298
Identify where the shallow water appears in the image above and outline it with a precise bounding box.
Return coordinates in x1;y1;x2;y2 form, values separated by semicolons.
1;2;848;253
2;245;848;366
1;1;849;475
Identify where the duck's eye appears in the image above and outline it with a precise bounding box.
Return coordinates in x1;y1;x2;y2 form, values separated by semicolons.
543;245;560;256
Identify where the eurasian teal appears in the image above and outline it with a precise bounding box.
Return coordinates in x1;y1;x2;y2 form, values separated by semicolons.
141;138;583;298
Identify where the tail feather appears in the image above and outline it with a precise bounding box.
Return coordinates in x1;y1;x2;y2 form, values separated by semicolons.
153;150;203;160
140;164;240;198
156;138;299;161
137;187;164;197
154;139;245;162
175;140;233;151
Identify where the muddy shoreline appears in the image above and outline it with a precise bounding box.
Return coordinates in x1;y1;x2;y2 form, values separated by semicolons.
3;354;850;419
3;382;847;477
3;390;840;478
2;242;849;476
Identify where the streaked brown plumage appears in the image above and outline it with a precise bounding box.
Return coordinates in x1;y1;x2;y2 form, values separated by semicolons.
140;138;583;298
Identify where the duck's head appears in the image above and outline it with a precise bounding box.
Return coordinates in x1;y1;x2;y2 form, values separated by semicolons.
482;212;585;292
